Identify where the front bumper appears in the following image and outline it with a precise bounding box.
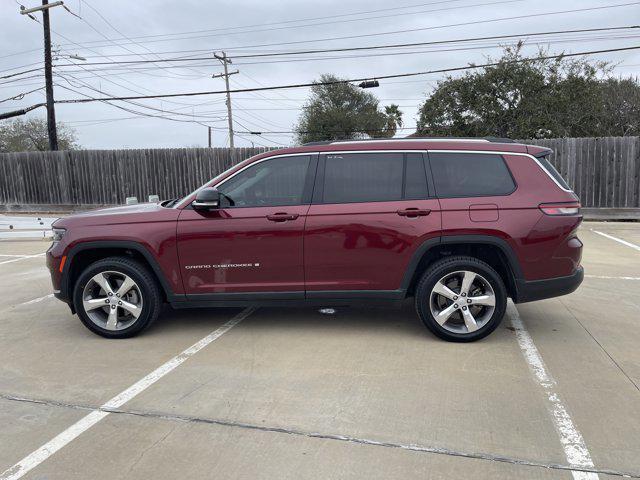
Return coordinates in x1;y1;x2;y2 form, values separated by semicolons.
514;266;584;304
46;244;69;303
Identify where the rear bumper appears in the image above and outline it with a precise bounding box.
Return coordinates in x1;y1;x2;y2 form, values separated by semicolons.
514;266;584;303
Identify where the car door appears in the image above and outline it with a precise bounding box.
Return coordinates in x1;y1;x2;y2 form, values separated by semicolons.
304;151;442;297
428;150;518;234
177;154;317;298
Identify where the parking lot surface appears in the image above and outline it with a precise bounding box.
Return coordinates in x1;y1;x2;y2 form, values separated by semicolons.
0;222;639;479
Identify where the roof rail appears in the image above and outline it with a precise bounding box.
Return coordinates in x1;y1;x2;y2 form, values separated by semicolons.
302;137;515;146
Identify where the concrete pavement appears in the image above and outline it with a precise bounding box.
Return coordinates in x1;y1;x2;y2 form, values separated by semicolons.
0;222;638;479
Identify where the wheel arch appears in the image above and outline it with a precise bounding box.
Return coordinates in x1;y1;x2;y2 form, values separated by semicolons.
61;241;177;304
402;235;523;300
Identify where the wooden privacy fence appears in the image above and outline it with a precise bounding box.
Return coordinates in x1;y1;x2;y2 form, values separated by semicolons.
525;137;640;209
0;147;274;207
0;138;639;208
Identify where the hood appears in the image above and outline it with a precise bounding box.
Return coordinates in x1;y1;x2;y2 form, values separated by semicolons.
53;202;179;228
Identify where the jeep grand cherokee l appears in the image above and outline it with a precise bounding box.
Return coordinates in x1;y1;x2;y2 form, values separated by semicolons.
46;138;583;342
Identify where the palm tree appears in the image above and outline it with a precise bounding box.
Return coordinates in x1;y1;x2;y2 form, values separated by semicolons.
383;104;403;137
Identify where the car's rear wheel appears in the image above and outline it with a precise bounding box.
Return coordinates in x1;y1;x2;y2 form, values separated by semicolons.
415;256;507;342
73;257;161;338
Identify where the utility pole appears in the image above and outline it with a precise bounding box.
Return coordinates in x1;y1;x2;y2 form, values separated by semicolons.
42;0;57;150
20;0;64;150
213;52;238;152
207;126;212;148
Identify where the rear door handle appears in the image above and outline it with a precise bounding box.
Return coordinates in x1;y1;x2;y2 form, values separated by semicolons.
397;208;431;217
266;212;299;222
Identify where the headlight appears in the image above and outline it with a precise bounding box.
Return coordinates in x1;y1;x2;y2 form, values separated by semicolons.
52;228;66;243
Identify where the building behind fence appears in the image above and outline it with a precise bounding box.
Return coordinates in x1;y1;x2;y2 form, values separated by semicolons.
0;137;638;209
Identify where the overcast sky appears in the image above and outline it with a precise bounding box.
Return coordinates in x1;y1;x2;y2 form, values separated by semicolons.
1;0;639;149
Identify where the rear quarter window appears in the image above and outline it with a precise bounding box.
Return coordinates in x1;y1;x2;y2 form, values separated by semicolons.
429;152;516;197
536;155;571;191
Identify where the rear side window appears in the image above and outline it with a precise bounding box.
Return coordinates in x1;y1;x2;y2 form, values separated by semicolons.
429;153;515;197
537;155;571;190
323;153;403;203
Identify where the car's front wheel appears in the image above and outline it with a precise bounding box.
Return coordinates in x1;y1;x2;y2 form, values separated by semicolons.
415;256;507;342
73;256;161;338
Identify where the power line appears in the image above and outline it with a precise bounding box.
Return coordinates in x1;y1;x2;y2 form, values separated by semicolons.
5;45;639;121
43;26;640;68
55;75;227;120
231;34;640;66
154;2;640;54
44;0;526;50
5;0;636;62
0;86;44;103
75;0;470;42
18;32;633;80
77;0;211;79
232;27;640;59
0;0;491;60
40;15;219;107
52;45;640;105
55;83;229;127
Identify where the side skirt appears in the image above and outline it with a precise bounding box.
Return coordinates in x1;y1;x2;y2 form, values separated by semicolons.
170;290;406;309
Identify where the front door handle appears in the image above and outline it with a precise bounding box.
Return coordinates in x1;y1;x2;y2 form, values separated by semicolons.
397;208;431;217
266;212;299;222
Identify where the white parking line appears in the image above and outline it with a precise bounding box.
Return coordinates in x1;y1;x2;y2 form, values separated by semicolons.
508;303;598;480
585;275;640;281
0;253;45;265
16;294;54;306
0;307;254;480
592;230;640;252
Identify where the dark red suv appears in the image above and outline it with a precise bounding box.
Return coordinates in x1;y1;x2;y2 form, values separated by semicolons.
46;138;583;341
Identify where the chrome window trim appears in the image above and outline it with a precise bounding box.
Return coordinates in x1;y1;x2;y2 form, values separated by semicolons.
176;147;572;208
176;152;317;209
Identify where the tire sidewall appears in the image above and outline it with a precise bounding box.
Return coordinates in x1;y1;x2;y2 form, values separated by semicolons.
73;259;158;338
416;258;507;342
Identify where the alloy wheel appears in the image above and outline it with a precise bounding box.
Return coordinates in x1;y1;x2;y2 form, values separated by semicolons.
82;271;143;331
429;270;496;334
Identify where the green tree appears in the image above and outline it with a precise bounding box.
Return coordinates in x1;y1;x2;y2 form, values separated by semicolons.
0;118;79;152
598;77;640;136
415;43;636;139
295;74;403;143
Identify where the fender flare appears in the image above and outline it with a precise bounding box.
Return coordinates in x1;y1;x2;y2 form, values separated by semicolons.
61;240;180;302
400;235;524;292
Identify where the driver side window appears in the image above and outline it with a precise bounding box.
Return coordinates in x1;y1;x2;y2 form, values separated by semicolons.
218;155;311;208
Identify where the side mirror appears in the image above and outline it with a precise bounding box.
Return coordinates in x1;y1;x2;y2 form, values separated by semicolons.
192;188;221;211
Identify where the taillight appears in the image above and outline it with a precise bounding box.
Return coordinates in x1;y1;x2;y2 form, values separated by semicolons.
539;202;581;216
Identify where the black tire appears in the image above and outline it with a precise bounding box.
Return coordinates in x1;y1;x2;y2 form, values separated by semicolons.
415;256;507;342
73;256;162;339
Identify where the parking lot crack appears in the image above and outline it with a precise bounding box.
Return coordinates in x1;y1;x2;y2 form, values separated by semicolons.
559;298;640;393
122;425;178;478
2;391;639;479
